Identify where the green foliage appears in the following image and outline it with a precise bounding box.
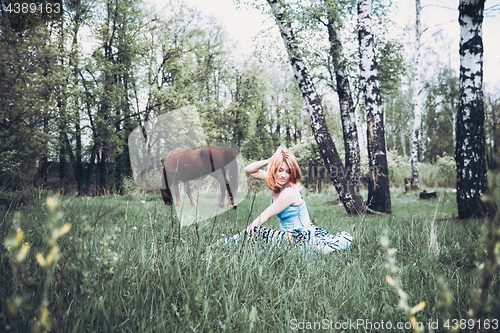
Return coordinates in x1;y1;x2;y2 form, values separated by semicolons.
419;154;456;188
377;39;407;100
210;63;263;147
384;89;413;158
289;136;327;185
5;0;305;193
485;93;500;170
386;151;456;188
423;67;459;162
229;63;306;160
290;135;324;166
122;176;138;194
0;21;59;189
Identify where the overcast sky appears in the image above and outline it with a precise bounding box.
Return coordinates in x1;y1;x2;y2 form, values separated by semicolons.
159;0;500;92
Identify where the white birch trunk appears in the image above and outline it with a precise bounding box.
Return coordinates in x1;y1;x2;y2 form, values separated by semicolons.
392;125;397;151
325;1;361;193
401;131;406;159
451;112;456;147
358;0;391;213
266;0;365;214
456;0;493;219
421;126;427;162
410;0;423;190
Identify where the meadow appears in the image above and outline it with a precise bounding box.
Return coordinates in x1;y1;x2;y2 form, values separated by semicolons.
1;187;499;332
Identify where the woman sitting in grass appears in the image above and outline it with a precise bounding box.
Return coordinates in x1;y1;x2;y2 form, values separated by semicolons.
227;146;352;254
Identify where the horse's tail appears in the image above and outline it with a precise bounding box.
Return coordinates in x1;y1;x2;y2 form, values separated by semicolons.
160;160;173;204
224;149;238;195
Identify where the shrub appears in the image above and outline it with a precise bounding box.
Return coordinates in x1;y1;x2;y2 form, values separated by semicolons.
386;151;456;188
419;154;456;188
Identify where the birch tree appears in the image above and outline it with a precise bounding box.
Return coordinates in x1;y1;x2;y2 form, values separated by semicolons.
456;0;495;219
357;0;391;213
266;0;365;214
323;0;361;194
410;0;423;190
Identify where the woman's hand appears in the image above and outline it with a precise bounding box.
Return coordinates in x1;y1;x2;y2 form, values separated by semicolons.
245;218;262;234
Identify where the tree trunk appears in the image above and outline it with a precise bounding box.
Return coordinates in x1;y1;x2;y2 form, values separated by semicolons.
401;131;406;159
325;0;361;193
71;12;85;195
357;0;391;213
267;0;365;214
421;126;428;162
392;127;396;151
410;0;423;190
57;19;68;193
456;0;495;219
37;115;49;187
485;95;498;169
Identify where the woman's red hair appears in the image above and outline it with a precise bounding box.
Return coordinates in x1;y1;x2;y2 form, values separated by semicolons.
267;146;302;194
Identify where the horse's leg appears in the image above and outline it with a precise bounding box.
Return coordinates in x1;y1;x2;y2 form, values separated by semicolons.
212;172;226;208
172;181;182;205
185;181;196;206
220;165;235;207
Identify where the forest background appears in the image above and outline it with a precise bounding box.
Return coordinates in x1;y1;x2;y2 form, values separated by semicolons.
1;0;499;199
0;1;500;201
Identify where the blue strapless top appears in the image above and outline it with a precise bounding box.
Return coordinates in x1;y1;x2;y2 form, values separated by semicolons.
272;187;313;232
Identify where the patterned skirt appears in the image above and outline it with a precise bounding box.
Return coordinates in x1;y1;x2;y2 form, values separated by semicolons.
223;226;353;254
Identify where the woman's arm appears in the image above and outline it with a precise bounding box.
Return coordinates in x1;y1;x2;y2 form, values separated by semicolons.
244;158;270;180
245;189;297;232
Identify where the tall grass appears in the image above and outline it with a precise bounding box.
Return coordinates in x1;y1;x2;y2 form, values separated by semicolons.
1;188;498;332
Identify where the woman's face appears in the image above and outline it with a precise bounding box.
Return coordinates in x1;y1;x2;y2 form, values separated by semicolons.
276;161;291;186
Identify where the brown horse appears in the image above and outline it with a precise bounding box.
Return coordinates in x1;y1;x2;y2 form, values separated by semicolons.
160;146;238;208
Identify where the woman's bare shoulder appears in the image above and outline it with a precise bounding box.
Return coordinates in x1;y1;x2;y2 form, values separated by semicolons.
281;185;304;204
286;183;303;192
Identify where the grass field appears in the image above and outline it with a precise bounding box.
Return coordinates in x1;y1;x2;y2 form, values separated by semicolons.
1;188;499;332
